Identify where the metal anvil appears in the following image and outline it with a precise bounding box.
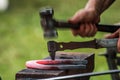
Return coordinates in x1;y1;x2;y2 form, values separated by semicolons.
47;38;118;60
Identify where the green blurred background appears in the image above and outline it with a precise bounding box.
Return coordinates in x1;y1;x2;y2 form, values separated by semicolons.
0;0;120;80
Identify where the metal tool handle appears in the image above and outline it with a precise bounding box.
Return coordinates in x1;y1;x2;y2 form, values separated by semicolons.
48;38;118;51
55;21;120;33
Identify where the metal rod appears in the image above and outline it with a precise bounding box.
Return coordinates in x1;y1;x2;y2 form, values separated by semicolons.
105;48;120;80
37;70;120;80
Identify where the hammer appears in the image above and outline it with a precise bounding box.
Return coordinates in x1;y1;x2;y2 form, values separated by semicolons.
40;7;120;39
48;38;118;60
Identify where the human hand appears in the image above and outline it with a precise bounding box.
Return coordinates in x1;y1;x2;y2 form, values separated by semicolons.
69;9;100;37
105;28;120;52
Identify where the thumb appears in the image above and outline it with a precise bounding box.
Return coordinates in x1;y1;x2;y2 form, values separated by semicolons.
94;16;100;23
104;33;114;39
105;30;119;39
68;11;84;24
68;15;79;24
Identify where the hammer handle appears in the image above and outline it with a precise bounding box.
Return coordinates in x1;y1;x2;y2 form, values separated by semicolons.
55;21;120;33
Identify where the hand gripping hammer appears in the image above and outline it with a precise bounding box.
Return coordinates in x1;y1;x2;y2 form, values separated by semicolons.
39;7;120;39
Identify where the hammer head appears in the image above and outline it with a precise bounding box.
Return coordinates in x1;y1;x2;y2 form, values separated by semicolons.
40;7;58;39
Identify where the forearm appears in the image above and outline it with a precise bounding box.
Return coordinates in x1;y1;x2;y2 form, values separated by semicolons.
102;0;115;12
85;0;115;15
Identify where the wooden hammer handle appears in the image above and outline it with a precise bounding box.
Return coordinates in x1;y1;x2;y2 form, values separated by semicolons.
55;21;120;33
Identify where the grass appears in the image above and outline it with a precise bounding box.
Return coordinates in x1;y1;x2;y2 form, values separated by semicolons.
0;0;120;80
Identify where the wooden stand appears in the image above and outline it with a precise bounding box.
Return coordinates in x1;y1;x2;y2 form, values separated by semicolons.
16;52;94;80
